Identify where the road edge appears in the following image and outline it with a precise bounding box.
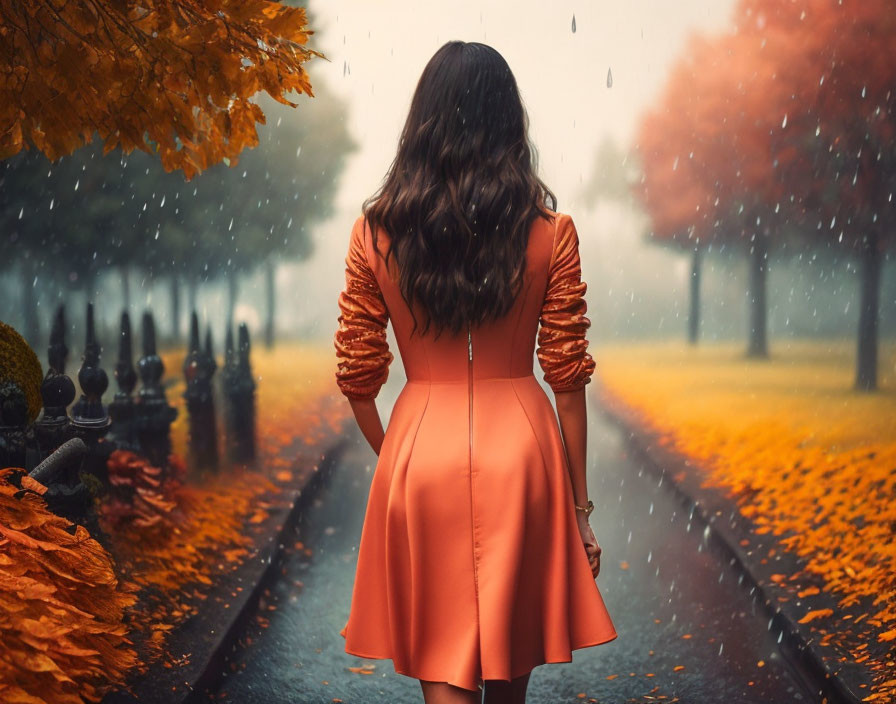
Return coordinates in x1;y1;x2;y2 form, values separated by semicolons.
103;421;351;704
592;388;867;704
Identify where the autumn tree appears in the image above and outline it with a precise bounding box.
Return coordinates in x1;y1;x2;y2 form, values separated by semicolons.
735;0;896;390
633;0;892;379
237;86;357;348
0;0;323;179
633;34;732;346
135;78;356;347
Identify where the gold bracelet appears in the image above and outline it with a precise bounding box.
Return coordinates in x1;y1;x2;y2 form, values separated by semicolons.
574;499;594;516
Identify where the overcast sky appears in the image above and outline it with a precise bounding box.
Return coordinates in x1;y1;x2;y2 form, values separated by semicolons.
269;1;738;339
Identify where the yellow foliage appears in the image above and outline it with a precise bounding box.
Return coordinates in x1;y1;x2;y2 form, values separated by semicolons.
596;338;896;702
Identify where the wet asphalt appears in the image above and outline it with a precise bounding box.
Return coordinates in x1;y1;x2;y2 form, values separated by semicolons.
203;380;815;704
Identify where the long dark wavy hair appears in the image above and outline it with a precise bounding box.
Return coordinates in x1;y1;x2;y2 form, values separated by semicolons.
362;41;557;340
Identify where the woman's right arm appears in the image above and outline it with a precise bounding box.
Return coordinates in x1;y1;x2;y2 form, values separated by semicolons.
554;387;601;577
536;213;601;577
554;387;589;507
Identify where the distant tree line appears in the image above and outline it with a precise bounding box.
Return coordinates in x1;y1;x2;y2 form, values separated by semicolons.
0;79;356;349
630;0;893;391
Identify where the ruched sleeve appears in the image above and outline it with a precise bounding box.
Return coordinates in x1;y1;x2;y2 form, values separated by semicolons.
536;214;596;393
334;217;393;400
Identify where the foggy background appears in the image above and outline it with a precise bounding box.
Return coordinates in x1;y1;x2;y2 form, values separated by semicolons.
1;0;893;356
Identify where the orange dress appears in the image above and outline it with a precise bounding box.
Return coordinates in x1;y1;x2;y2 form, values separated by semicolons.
333;209;617;691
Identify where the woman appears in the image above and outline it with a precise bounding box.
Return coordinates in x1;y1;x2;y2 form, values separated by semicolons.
333;41;617;704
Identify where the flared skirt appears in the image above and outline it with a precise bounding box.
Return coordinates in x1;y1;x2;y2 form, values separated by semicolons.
340;376;618;691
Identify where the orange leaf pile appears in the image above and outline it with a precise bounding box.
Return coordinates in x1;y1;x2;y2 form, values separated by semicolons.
101;450;182;530
98;341;351;671
596;338;896;702
0;468;137;704
1;339;351;699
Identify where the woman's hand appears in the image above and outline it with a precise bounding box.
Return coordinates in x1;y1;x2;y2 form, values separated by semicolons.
576;511;602;578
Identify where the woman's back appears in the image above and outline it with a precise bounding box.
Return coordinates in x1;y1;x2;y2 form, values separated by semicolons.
334;208;616;692
336;208;595;395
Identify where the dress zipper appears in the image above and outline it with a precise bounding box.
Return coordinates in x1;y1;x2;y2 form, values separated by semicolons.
467;320;473;470
467;322;473;455
467;319;478;579
467;319;482;685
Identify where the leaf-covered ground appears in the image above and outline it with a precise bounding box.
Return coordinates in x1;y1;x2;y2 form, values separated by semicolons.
594;338;896;703
0;468;138;704
1;340;348;703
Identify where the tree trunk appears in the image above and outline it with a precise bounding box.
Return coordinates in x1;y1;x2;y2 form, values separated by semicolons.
264;258;276;349
21;257;41;348
170;275;181;343
120;263;131;314
227;273;238;332
746;233;769;358
855;229;881;391
83;268;96;307
688;247;701;345
187;280;198;320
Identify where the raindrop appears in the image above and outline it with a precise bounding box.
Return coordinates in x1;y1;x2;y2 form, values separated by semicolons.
18;207;23;219
672;155;679;171
571;14;576;33
160;195;166;207
815;125;821;137
861;85;866;98
606;67;613;88
781;113;788;128
74;179;79;191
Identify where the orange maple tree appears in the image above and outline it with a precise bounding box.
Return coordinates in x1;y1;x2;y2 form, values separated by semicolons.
0;0;324;179
634;0;894;376
736;0;896;390
634;32;725;252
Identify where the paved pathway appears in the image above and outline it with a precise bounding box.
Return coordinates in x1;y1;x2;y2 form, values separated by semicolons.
204;384;815;703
